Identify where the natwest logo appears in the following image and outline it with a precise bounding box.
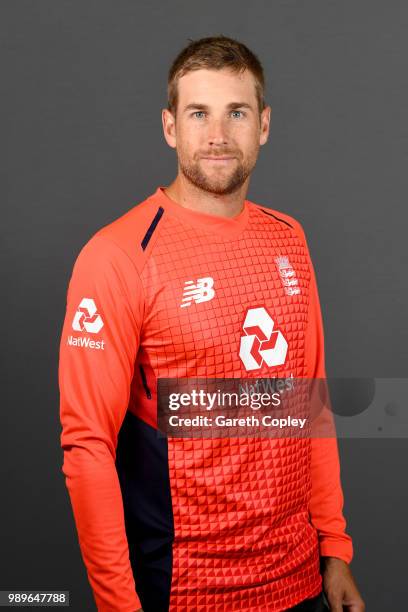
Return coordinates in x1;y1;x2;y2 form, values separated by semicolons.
68;297;105;350
72;298;104;333
67;335;105;350
239;306;288;371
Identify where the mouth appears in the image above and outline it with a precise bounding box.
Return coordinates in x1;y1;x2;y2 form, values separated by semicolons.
201;156;236;164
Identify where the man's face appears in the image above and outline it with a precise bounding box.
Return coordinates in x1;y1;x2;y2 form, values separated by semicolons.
163;68;271;196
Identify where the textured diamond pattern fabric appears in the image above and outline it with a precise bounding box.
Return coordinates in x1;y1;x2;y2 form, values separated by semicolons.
139;201;322;610
141;205;310;380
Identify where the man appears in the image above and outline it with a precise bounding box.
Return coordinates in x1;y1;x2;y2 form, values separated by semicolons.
58;36;365;611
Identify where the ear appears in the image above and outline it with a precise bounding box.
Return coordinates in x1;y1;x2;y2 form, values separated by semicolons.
162;108;177;149
259;105;272;146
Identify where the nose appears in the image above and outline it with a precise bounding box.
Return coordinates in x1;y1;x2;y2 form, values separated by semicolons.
207;117;228;146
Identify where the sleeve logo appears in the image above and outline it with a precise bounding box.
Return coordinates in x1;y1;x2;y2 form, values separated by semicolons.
67;298;105;350
72;298;104;333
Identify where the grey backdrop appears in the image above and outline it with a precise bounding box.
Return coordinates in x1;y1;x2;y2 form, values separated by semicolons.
1;1;407;610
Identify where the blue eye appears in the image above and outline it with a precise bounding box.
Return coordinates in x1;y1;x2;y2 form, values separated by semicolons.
231;110;244;118
193;111;206;119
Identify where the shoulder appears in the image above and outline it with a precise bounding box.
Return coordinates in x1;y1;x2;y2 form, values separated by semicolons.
247;198;307;244
75;191;164;275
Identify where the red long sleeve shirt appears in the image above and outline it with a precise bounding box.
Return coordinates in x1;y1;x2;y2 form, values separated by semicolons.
58;186;353;611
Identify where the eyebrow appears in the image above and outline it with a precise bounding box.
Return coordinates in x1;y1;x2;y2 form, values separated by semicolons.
183;102;253;112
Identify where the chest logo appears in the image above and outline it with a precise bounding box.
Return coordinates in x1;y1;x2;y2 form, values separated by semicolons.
239;306;288;371
274;255;301;296
180;276;215;308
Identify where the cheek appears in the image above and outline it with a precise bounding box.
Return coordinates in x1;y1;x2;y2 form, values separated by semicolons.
231;123;258;145
176;127;202;157
235;133;259;160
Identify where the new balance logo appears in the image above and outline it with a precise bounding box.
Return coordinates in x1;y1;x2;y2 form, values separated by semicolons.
72;298;104;333
239;306;288;371
180;277;215;307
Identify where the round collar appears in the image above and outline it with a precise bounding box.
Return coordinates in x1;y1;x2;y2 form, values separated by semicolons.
152;186;250;240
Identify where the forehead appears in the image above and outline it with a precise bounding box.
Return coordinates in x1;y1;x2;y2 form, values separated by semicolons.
177;68;258;106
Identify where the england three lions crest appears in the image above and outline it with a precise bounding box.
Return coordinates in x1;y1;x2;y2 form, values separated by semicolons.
274;256;301;296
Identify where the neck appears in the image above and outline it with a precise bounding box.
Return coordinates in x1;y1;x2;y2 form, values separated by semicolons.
164;172;250;218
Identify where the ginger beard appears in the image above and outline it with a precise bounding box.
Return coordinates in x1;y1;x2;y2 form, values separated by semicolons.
177;143;259;196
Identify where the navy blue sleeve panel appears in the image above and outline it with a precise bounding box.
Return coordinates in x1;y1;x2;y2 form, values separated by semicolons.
115;411;174;612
